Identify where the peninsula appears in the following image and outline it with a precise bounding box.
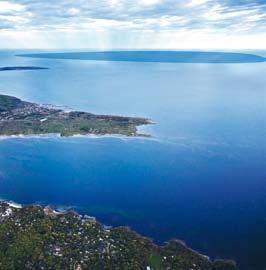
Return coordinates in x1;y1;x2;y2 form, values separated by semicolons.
0;94;150;137
0;201;237;270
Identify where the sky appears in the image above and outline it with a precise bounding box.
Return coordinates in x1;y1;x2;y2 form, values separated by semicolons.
0;0;266;49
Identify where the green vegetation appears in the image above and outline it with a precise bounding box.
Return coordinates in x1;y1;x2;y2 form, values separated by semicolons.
0;94;150;137
0;95;22;112
148;251;163;269
0;202;238;270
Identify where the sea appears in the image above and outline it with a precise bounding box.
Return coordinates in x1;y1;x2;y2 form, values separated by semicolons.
0;50;265;270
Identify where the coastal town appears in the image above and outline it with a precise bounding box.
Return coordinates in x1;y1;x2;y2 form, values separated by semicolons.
0;99;59;121
0;201;237;270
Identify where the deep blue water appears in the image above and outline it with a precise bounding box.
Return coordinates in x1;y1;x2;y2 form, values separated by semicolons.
0;50;265;270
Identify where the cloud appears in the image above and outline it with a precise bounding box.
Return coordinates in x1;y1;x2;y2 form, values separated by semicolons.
140;0;162;6
0;0;265;48
186;0;211;7
67;8;80;16
0;1;25;13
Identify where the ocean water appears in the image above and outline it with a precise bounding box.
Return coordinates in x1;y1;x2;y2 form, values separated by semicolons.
0;50;265;270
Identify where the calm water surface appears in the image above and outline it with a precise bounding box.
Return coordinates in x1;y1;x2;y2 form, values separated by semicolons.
0;50;265;270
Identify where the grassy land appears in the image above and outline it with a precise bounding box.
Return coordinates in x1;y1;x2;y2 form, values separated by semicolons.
148;251;163;269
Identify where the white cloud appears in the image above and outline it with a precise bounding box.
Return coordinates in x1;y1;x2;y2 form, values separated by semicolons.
0;1;25;13
186;0;210;8
139;0;161;6
67;8;80;16
0;14;30;23
1;28;266;50
0;0;266;49
202;6;259;21
246;14;266;22
109;0;120;6
81;18;135;30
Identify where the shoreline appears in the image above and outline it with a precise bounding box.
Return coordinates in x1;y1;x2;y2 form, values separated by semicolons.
0;198;237;269
0;131;154;141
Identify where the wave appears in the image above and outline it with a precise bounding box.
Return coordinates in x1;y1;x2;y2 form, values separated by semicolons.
0;133;156;142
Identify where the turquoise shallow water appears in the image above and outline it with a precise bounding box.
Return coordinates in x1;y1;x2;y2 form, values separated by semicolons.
0;50;265;269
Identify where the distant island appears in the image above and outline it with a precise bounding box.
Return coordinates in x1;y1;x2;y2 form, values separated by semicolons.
0;94;150;137
0;66;48;71
19;51;266;63
0;201;237;270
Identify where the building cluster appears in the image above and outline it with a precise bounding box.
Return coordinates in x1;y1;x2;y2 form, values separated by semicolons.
0;103;55;121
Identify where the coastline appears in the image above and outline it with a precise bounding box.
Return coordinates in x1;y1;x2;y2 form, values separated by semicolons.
0;132;154;141
0;198;237;270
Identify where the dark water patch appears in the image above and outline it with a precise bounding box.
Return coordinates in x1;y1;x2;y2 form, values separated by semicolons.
19;51;266;64
0;66;48;71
